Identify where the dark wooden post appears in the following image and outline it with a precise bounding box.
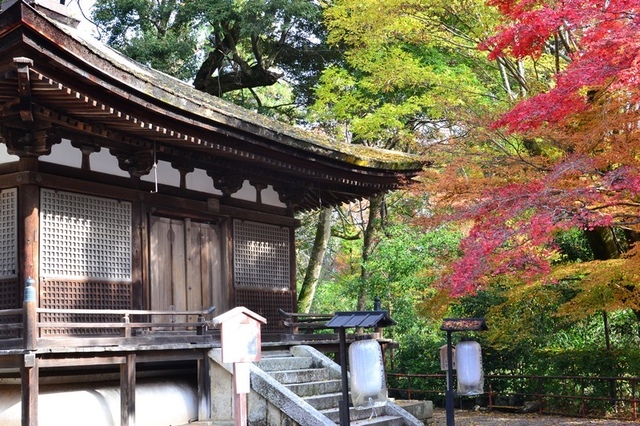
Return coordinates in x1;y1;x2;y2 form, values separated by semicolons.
120;354;136;426
21;352;38;426
198;351;212;420
197;313;206;336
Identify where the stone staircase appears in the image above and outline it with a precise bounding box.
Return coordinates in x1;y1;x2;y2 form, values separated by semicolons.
249;345;431;425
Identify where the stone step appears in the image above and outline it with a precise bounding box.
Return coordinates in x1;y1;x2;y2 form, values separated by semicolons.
350;415;406;426
302;391;343;411
250;347;430;425
176;422;218;426
256;355;315;372
268;367;334;384
286;378;343;397
321;405;393;423
261;350;294;358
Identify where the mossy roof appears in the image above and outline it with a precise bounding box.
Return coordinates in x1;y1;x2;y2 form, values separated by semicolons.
49;12;426;172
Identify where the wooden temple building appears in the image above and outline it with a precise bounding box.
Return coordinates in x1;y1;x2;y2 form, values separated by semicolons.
0;0;424;424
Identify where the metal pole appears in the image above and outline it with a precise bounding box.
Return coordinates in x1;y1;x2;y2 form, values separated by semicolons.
338;327;350;426
446;330;455;426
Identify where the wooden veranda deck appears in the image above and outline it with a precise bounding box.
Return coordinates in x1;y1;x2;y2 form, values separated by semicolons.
0;306;218;352
0;305;220;426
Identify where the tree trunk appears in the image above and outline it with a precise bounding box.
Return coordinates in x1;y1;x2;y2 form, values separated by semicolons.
603;310;611;351
357;195;384;311
584;227;621;260
297;207;332;313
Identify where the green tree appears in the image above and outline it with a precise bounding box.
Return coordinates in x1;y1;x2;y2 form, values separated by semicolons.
92;0;200;81
92;0;339;111
334;196;462;376
312;0;505;310
297;207;332;313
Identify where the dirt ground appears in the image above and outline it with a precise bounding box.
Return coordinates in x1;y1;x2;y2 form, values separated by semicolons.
428;408;639;425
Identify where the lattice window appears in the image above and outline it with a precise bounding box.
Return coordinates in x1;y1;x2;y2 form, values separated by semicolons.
233;220;290;289
40;189;132;280
0;189;17;278
0;278;20;338
0;278;19;309
40;279;132;335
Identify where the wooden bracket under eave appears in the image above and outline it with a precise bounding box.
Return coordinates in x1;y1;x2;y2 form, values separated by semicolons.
14;57;33;122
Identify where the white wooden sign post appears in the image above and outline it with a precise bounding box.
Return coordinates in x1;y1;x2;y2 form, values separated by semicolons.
212;307;266;426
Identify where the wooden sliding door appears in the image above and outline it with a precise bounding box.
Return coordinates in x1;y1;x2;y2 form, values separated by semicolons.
149;216;224;321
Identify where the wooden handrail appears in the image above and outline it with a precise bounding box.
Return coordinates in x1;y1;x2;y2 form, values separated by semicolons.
35;306;216;337
0;306;217;350
278;309;333;319
279;309;335;337
0;309;24;316
36;306;216;317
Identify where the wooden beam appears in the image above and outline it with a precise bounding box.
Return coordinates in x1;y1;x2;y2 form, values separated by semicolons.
38;356;126;368
14;57;33;122
120;353;136;426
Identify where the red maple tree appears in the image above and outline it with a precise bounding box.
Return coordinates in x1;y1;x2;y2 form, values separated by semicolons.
484;0;640;132
416;0;640;311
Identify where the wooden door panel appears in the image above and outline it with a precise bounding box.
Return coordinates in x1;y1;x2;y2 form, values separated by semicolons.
150;216;172;312
186;219;202;322
203;224;225;314
150;216;222;323
171;220;187;323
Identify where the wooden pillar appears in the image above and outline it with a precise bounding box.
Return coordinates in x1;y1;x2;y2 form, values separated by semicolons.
18;182;39;291
131;199;144;311
120;354;136;426
288;223;297;311
21;353;38;426
222;219;234;310
198;351;212;420
18;167;41;426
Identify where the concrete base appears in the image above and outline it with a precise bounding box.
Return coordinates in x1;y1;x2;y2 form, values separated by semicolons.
394;399;434;423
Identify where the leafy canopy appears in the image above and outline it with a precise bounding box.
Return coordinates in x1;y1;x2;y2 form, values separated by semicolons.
313;0;500;150
415;0;640;310
92;0;339;111
483;0;640;132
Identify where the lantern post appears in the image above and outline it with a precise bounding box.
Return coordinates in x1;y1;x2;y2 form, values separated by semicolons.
440;318;488;426
326;308;396;426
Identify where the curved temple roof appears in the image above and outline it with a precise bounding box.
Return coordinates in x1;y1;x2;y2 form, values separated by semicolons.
0;0;427;211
